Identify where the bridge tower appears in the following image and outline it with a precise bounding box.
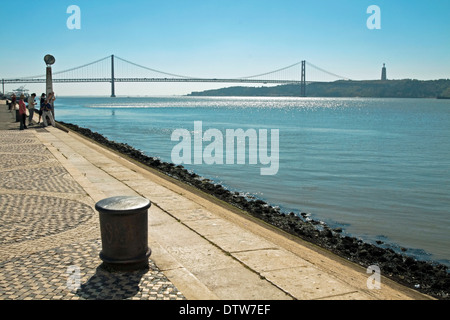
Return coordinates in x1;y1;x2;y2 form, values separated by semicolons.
301;60;306;97
111;55;116;97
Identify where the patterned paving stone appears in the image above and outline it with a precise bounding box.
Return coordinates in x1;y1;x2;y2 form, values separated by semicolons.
0;166;86;194
0;239;185;300
0;144;49;154
0;120;186;301
0;131;39;145
0;193;96;245
0;154;51;169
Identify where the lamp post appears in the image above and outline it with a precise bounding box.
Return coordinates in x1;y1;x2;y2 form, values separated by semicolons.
44;54;55;118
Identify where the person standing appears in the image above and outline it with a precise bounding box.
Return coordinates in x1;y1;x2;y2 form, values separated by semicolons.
42;98;55;127
48;91;56;119
18;94;27;130
38;93;46;124
10;93;16;112
27;93;37;125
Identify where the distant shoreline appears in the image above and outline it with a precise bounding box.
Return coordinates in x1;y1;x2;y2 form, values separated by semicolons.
187;79;450;99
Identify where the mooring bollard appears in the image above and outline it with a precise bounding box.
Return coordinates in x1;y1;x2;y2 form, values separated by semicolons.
95;196;152;271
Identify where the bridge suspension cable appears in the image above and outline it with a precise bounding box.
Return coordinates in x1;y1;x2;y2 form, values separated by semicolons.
238;61;302;79
306;61;351;81
52;56;111;77
115;55;303;81
114;56;194;79
17;56;112;79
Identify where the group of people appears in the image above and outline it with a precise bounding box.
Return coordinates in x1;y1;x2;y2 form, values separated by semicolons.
11;92;56;130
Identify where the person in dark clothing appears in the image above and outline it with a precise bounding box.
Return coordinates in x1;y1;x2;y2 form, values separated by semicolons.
38;93;46;124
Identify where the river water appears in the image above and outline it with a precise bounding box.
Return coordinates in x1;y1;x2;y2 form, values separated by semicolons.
55;96;450;265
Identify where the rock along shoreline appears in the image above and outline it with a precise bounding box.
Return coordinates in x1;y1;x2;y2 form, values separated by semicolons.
57;121;449;300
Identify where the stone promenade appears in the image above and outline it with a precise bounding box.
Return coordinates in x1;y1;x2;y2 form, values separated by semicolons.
0;101;433;300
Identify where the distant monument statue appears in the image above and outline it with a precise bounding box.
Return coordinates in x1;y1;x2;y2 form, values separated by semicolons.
381;63;387;81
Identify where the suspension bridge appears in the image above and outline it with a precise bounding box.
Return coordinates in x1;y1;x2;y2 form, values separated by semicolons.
1;55;350;97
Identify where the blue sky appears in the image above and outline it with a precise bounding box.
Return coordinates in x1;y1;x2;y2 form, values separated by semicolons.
1;0;449;96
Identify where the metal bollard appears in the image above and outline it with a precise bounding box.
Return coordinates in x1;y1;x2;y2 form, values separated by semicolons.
95;196;152;271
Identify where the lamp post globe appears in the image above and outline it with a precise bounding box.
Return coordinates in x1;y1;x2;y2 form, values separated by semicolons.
44;54;55;66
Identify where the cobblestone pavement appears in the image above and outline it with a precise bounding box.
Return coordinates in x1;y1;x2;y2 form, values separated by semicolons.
1;239;183;300
0;119;186;300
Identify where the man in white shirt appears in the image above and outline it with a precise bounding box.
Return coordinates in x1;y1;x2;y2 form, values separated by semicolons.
27;93;37;125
